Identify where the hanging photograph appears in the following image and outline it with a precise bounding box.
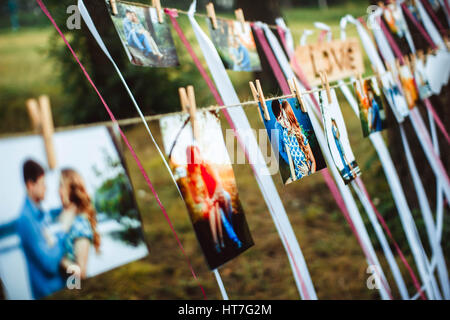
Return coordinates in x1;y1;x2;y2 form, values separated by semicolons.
109;1;179;67
412;56;433;99
160;111;253;270
353;77;387;137
398;64;419;109
379;71;409;122
258;97;326;185
319;89;361;184
0;126;148;300
207;17;262;72
382;3;415;55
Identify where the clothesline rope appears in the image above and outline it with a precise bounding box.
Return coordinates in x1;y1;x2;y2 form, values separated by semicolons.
1;75;375;139
114;0;360;32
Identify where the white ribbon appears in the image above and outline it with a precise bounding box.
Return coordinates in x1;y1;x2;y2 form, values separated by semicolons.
261;22;392;300
187;0;317;300
343;15;449;299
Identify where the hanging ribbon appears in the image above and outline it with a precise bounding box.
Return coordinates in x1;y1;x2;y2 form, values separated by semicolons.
255;22;394;299
420;0;447;35
401;2;438;50
184;1;318;300
37;0;208;299
348;14;446;299
278;20;424;299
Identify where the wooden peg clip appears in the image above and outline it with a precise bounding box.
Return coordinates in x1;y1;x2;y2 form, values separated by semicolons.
288;78;307;112
26;98;42;133
319;71;332;104
152;0;164;23
26;96;57;170
179;85;200;141
235;8;246;33
110;0;118;15
178;87;189;113
249;80;270;121
38;95;57;170
206;2;218;29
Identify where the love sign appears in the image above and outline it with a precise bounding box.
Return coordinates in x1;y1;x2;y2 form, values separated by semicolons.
294;38;365;85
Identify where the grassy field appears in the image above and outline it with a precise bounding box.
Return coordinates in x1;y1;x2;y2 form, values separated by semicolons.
0;3;436;300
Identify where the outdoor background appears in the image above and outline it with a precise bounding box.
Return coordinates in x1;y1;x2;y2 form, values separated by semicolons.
0;0;448;299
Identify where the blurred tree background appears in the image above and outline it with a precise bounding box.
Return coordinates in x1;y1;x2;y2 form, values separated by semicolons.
0;0;448;300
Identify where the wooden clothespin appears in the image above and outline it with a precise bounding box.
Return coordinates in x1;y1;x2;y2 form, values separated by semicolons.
356;73;365;98
152;0;164;23
235;8;246;33
110;0;118;15
178;87;189;113
319;71;332;104
26;98;42;133
26;96;57;170
287;78;307;112
206;2;218;29
179;85;199;141
249;80;270;121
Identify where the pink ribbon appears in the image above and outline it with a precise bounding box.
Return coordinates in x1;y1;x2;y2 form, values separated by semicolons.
378;16;406;64
36;0;208;299
423;98;450;144
401;2;438;50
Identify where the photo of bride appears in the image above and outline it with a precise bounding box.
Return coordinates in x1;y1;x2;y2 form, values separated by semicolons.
0;126;148;300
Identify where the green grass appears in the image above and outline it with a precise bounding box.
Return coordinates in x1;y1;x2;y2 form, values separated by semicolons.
0;3;431;300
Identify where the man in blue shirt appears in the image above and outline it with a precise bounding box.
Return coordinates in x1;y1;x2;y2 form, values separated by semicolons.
15;159;72;299
123;9;163;60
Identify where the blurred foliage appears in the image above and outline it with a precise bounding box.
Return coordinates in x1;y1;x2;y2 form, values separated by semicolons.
94;148;144;246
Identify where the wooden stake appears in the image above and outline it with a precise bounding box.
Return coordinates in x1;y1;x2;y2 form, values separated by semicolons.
110;0;118;15
38;95;57;170
206;2;218;29
152;0;164;23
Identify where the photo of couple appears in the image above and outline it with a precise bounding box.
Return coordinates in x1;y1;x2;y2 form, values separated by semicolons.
259;98;326;185
319;89;361;184
109;1;179;67
0;127;148;300
207;18;262;72
353;77;387;137
160;111;253;270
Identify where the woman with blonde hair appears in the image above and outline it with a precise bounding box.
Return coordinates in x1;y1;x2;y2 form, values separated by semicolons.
59;169;100;279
